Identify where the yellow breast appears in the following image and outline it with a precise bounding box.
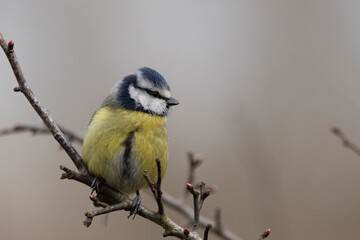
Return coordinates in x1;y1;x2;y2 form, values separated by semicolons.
82;107;168;193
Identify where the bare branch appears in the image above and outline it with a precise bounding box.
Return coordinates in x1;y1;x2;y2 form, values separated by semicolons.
331;125;360;157
144;170;156;192
60;165;202;239
1;124;238;239
2;126;241;239
0;33;86;173
89;194;109;208
0;124;83;144
179;153;240;240
84;202;130;227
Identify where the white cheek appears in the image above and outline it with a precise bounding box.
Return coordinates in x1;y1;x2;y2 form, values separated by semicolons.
148;98;167;115
128;84;141;106
129;84;167;115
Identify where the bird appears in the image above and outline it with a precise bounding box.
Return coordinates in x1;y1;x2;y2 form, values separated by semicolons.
81;67;179;215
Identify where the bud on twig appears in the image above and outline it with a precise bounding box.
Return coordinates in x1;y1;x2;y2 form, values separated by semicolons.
202;189;211;200
8;40;14;51
260;229;271;239
13;86;21;92
183;228;190;236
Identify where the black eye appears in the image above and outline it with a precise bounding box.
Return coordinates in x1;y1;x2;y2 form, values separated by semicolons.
146;89;160;98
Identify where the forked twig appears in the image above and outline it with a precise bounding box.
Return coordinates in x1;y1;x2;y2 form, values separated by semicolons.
187;182;211;232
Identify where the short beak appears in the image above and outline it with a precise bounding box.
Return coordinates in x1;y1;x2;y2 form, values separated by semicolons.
167;97;179;106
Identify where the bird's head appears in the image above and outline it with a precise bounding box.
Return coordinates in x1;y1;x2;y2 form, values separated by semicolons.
109;67;179;116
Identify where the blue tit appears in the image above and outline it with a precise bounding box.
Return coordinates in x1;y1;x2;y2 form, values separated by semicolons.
82;67;179;197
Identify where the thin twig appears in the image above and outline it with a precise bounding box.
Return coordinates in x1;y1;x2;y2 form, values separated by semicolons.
155;158;164;215
204;224;212;240
183;152;203;199
199;182;210;211
0;124;83;144
259;229;271;240
331;125;360;157
187;182;211;232
144;170;156;192
89;194;109;208
187;183;200;230
84;202;130;227
0;34;86;173
144;158;164;215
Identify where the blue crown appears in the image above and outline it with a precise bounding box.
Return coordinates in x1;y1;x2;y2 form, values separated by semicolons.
139;67;170;90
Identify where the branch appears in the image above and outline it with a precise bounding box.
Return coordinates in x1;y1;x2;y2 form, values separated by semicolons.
61;165;202;240
331;125;360;157
1;33;244;240
83;196;201;239
0;34;86;173
144;158;164;215
0;124;83;144
0;33;203;240
176;152;239;240
1;124;241;239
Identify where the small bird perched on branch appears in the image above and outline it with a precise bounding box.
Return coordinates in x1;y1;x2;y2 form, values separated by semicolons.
82;67;179;215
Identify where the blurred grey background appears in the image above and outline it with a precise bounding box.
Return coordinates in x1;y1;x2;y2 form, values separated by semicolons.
1;1;360;239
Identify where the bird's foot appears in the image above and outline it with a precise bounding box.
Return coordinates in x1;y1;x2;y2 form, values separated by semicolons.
90;177;104;194
128;190;142;220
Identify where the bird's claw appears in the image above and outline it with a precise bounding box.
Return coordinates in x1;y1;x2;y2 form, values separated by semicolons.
128;190;142;220
90;177;104;194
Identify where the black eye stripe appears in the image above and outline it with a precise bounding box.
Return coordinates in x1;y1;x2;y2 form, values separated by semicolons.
137;86;168;100
146;89;159;97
